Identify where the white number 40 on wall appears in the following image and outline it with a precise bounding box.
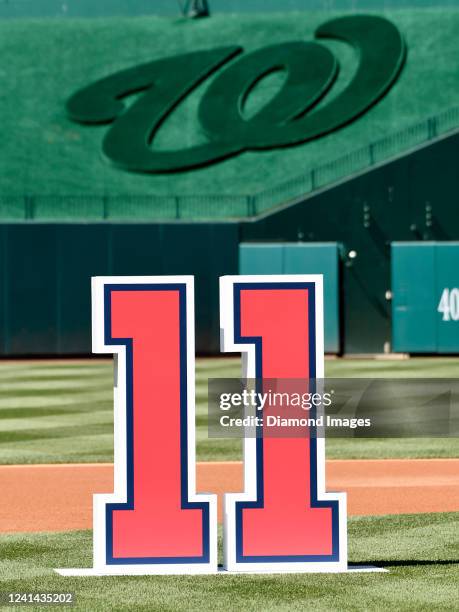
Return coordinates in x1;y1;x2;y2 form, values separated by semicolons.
56;275;349;576
438;288;459;321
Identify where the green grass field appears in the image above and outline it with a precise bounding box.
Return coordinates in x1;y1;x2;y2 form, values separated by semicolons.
0;357;457;464
3;9;459;219
0;513;456;611
0;357;457;610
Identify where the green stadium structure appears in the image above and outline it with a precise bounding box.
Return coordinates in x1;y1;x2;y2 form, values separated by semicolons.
2;8;459;356
3;1;459;19
1;10;459;221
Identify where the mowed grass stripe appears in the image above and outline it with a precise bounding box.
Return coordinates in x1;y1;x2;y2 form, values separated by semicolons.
0;422;112;444
0;410;113;433
325;358;459;377
0;380;108;399
0;405;111;420
0;434;114;464
0;366;112;382
0;391;111;410
0;358;458;465
195;358;240;373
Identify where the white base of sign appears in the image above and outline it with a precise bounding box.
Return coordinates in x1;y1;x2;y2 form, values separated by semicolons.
55;565;388;576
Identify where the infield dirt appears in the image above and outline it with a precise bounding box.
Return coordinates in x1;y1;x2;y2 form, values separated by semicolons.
0;459;457;532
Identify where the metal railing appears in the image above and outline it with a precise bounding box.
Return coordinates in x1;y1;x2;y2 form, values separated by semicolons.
2;105;459;222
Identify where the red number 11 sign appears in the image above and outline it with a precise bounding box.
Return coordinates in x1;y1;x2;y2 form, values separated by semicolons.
57;275;346;575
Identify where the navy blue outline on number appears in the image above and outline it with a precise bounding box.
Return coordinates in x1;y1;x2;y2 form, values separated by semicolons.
233;282;340;564
103;283;209;565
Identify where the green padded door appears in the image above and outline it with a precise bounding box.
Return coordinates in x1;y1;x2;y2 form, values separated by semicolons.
392;242;459;353
239;244;283;274
392;243;436;352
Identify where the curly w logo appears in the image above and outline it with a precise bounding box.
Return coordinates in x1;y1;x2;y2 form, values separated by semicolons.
66;15;405;174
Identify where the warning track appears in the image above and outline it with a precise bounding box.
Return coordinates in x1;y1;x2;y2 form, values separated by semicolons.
0;459;457;533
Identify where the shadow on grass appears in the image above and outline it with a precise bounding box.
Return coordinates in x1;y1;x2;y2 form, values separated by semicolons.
350;560;459;568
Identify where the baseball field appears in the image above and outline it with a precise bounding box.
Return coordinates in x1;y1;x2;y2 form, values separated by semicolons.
0;357;457;610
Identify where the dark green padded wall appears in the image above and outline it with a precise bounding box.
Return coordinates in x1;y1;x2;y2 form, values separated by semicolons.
0;223;238;355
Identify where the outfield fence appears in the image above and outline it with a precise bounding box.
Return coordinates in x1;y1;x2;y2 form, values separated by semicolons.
2;106;459;221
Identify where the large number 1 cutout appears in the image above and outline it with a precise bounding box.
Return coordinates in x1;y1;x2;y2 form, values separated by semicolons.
220;276;347;572
91;276;217;574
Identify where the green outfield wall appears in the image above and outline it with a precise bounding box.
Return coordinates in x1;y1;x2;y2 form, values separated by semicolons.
241;130;459;354
1;130;459;356
2;10;459;355
0;223;238;355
